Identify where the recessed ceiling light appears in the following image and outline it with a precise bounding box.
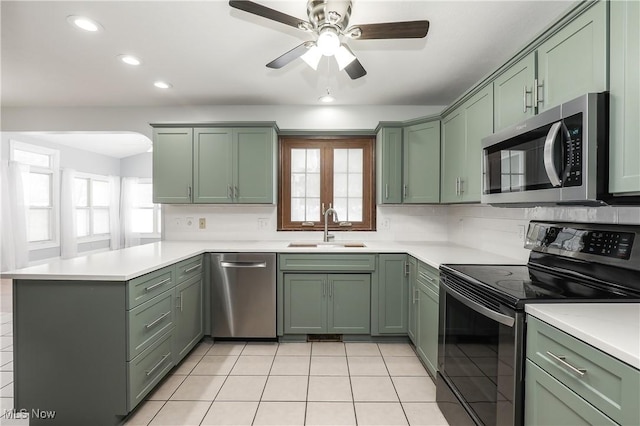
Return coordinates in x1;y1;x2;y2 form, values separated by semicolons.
318;88;335;103
118;55;141;66
67;15;102;32
154;81;172;89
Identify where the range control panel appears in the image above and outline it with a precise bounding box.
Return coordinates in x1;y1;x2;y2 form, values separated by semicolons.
526;222;636;260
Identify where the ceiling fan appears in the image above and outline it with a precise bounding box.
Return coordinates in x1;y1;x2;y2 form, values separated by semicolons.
229;0;430;79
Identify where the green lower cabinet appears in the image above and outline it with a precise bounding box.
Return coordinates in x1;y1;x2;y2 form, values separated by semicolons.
525;360;616;426
416;283;438;377
407;257;418;344
174;274;204;362
378;254;409;334
283;273;370;334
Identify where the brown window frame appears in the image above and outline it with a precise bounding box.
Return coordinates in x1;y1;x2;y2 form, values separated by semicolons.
278;136;376;231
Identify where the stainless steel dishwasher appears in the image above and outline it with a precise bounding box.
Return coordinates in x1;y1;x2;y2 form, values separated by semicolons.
210;253;276;338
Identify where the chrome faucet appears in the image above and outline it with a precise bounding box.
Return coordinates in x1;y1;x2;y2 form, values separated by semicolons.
323;206;339;242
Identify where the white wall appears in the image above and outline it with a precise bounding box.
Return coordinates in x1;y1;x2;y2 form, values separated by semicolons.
121;152;152;178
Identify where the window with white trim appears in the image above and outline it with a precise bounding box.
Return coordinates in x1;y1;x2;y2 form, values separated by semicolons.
10;141;60;246
132;179;161;236
74;174;110;240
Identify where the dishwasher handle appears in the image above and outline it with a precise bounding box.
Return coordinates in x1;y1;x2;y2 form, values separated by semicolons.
219;261;267;268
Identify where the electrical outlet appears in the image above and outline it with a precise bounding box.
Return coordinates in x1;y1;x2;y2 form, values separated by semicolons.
517;225;526;242
381;218;391;230
199;218;206;229
185;217;194;228
174;218;183;227
258;218;269;229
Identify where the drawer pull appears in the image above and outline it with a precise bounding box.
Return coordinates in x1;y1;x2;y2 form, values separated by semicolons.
546;351;587;377
419;272;435;282
145;311;171;329
145;352;171;376
145;277;171;292
184;263;202;273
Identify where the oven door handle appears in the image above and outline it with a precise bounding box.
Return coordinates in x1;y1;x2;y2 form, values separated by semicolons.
543;121;563;188
442;282;515;327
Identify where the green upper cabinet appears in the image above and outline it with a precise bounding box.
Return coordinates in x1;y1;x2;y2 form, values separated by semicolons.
193;128;234;203
537;0;607;112
403;120;441;204
376;127;403;204
609;0;640;194
153;125;276;204
377;254;409;334
493;52;536;131
153;128;194;204
441;85;493;203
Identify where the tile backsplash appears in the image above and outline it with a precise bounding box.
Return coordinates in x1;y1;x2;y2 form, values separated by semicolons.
164;204;640;262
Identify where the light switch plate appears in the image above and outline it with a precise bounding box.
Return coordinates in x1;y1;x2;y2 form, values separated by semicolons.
199;218;206;229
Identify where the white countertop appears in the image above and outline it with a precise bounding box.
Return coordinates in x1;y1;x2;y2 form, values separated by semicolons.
1;240;522;281
525;303;640;370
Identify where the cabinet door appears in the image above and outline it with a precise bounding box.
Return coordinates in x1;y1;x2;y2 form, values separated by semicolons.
416;285;438;377
376;127;403;204
462;85;493;202
152;128;193;203
328;274;370;334
525;360;617;426
493;53;536;131
284;274;327;334
193;128;234;203
537;1;607;112
407;257;418;344
377;254;408;334
440;110;464;203
234;127;275;204
403;121;440;203
609;0;640;194
174;274;203;362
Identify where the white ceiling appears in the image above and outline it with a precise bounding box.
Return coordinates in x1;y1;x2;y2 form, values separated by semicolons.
1;0;576;108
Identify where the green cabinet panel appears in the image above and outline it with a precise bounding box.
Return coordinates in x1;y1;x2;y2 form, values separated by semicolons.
441;109;465;203
537;1;607;112
328;274;371;334
152;128;193;204
174;274;204;362
376;127;403;204
128;330;174;411
284;274;327;334
377;254;409;334
278;254;376;272
193;128;234;203
416;283;439;377
407;257;418;344
127;288;175;360
525;360;617;426
403;121;441;203
609;0;640;194
493;52;536;131
234;127;275;203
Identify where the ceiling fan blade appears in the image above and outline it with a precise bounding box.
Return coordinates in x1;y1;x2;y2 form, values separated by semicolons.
266;42;312;69
344;58;367;80
347;20;430;40
229;0;310;30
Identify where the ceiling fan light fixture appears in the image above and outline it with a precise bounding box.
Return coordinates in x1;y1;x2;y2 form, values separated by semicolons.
317;28;340;56
334;45;356;70
301;44;322;70
318;88;335;103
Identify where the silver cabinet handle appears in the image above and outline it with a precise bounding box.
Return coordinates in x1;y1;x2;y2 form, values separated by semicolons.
534;78;544;107
228;185;233;199
459;178;464;195
412;288;417;304
419;272;435;283
546;351;587;376
184;263;202;273
523;85;532;113
176;295;181;310
234;186;239;199
145;311;171;329
329;281;333;298
145;277;171;292
385;184;389;200
220;261;266;268
403;184;408;198
455;177;460;196
323;280;326;297
187;186;192;200
442;282;515;327
543;121;564;188
145;352;171;376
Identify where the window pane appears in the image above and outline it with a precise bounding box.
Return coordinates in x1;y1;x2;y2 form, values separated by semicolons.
334;173;348;197
291;174;306;197
156;208;162;233
291;198;306;222
74;178;89;207
13;149;50;168
291;149;306;173
92;209;109;234
136;183;153;206
92;180;109;207
306;173;320;198
133;208;154;233
348;198;363;222
28;209;51;242
348;149;363;173
333;197;347;221
348;173;363;197
27;172;51;207
306;149;320;173
306;198;320;222
76;209;89;237
334;149;348;173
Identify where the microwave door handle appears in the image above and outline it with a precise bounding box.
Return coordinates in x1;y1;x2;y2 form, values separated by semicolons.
543;121;563;187
442;282;515;327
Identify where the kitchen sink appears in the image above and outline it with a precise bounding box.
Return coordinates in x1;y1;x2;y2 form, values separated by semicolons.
287;241;367;248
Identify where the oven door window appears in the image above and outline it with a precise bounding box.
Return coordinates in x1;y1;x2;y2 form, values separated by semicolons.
441;290;515;426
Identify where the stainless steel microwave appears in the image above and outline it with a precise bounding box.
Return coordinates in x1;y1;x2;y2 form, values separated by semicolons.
481;92;608;206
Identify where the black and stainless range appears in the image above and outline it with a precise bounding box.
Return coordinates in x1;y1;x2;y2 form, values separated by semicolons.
436;221;640;426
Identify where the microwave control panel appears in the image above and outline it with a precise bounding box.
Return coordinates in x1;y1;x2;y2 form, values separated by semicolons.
562;113;583;188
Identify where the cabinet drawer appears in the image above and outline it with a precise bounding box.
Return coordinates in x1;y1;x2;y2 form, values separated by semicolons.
417;261;439;294
527;316;640;425
175;255;204;284
128;290;175;360
279;254;376;272
127;266;175;309
127;330;174;411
